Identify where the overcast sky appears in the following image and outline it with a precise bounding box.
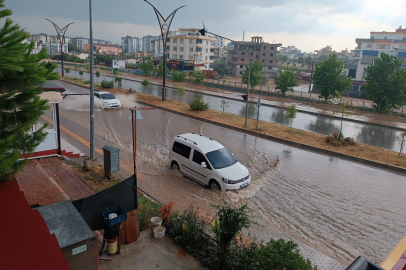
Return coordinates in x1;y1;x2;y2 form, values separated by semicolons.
5;0;406;52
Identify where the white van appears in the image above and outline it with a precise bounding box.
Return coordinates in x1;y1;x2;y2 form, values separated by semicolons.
169;133;250;191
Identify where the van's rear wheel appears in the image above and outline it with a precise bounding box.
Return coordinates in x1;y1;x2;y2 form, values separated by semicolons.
209;180;221;191
171;161;179;170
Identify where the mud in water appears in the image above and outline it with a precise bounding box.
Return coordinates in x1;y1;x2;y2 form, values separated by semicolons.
52;80;406;266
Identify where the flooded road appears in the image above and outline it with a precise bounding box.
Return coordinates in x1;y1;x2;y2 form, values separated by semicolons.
66;70;404;151
53;80;406;266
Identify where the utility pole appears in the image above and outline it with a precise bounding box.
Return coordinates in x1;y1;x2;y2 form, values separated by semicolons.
89;0;95;159
308;60;314;93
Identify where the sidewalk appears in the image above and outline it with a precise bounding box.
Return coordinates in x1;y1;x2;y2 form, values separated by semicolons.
15;157;94;206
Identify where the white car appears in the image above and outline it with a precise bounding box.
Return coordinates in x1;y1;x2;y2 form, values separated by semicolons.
169;133;251;191
94;91;121;109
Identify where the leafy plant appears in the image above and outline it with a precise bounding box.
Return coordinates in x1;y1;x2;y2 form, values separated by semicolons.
95;71;100;83
115;77;122;88
84;80;90;84
100;80;114;88
172;70;187;82
0;0;58;181
156;61;170;78
142;79;149;86
286;104;297;133
84;63;90;73
159;202;174;225
333;96;353;138
274;66;299;96
242;60;265;90
65;67;71;76
213;58;231;76
79;70;84;81
139;57;154;77
311;52;352;102
189;94;209;111
364;53;406;114
99;66;105;70
176;86;185;104
220;99;229;116
325;131;356;147
191;71;205;85
74;64;80;78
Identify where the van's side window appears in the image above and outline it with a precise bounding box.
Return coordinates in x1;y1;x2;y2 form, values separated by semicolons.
192;150;211;170
172;142;191;159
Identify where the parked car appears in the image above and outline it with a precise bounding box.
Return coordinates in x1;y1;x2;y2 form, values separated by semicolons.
94;91;121;109
169;133;250;191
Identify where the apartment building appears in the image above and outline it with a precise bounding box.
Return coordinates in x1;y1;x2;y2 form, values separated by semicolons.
228;36;281;78
70;37;89;52
46;42;68;55
212;36;226;58
84;43;122;55
344;26;406;98
166;28;216;70
142;35;154;53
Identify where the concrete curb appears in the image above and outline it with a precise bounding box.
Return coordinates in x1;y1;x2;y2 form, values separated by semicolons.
137;100;406;175
100;73;406;131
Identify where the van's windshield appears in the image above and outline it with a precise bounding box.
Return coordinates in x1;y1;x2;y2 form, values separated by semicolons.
206;148;237;169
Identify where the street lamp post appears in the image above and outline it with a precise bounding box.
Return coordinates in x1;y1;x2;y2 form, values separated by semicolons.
199;27;251;126
89;0;95;160
45;19;74;77
144;0;185;101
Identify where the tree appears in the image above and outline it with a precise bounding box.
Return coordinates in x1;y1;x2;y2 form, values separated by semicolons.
115;77;122;88
298;56;304;64
305;56;313;67
191;71;205;85
311;52;352;102
84;63;90;73
213;58;230;76
274;67;299;96
139;57;154;77
79;70;84;81
242;61;265;90
333;97;353;138
282;55;289;63
156;61;169;78
74;64;80;78
68;43;80;53
220;99;229;117
176;86;185;104
172;70;187;82
286;104;297;133
0;0;58;181
364;53;406;114
95;71;100;83
397;131;406;158
65;67;70;77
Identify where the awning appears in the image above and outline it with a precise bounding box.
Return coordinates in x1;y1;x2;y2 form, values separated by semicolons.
39;91;64;103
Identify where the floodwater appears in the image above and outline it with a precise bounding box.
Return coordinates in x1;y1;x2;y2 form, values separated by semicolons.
53;80;406;266
67;70;404;151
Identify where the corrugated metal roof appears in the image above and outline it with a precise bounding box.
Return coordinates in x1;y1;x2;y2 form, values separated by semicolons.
0;179;71;270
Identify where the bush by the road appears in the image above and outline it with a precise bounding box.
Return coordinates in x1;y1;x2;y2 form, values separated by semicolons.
189;94;209;111
325;131;356;147
142;79;149;86
101;80;114;88
172;70;187;82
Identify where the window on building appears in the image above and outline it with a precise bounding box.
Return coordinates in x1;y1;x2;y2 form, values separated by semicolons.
240;71;242;75
271;47;274;50
180;55;183;59
210;56;214;60
241;58;244;62
196;48;202;52
366;44;372;48
189;47;194;52
190;39;194;44
384;44;390;49
270;53;274;57
256;55;258;58
173;46;177;51
189;55;193;60
205;56;208;61
250;52;253;56
180;47;184;52
263;53;265;56
241;52;245;55
401;45;405;49
376;44;383;49
268;66;272;70
196;39;203;44
269;60;273;63
180;39;184;43
166;38;170;43
206;40;208;46
240;65;243;68
206;48;208;53
263;46;266;49
173;54;177;58
262;60;265;63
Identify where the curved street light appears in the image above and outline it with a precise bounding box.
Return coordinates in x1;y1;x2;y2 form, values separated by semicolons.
45;19;75;76
144;0;186;101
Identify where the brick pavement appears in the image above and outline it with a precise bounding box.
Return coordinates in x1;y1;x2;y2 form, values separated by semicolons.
15;157;94;206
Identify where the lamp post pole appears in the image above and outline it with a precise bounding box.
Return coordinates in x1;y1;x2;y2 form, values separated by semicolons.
199;28;251;126
144;0;186;101
89;0;95;159
45;19;74;77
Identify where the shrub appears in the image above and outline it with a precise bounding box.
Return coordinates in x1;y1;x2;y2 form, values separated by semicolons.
159;202;174;226
189;94;209;111
168;206;217;269
83;80;90;84
325;131;356;147
142;79;149;86
172;70;187;82
100;80;114;88
191;71;205;85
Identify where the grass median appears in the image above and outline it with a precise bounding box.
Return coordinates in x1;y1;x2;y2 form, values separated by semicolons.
59;76;406;170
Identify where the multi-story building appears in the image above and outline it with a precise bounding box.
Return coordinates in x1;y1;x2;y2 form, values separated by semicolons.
151;36;163;55
212;36;226;58
84;43;122;55
70;37;89;52
279;45;302;60
46;42;68;55
166;28;216;70
121;35;137;54
31;33;48;44
344;26;406;98
142;35;154;53
314;45;333;60
228;36;281;78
